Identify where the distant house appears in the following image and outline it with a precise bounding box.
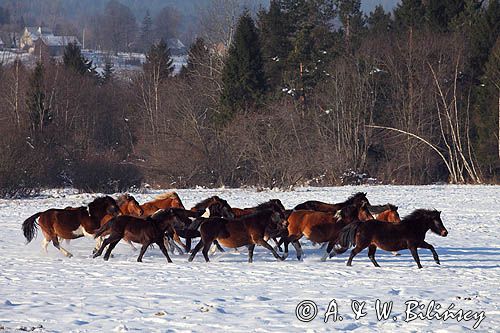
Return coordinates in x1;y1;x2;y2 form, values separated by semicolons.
167;38;187;56
20;26;80;57
20;26;53;50
33;35;80;57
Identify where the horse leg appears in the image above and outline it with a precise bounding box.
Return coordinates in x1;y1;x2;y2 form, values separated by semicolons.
282;239;290;260
346;246;363;266
291;241;303;261
103;240;120;261
127;240;137;251
185;237;192;252
367;245;380;267
258;239;285;261
136;243;151;262
201;241;213;262
409;246;423;269
157;240;173;263
93;236;104;254
41;238;50;254
321;241;335;262
93;237;111;258
214;240;224;253
272;237;283;252
52;237;73;258
247;244;256;263
173;232;188;253
188;240;204;262
419;241;440;265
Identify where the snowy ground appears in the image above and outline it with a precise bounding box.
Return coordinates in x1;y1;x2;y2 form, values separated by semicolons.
0;186;498;332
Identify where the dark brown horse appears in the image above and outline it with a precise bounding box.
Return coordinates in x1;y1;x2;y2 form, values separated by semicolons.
282;203;374;261
293;192;370;213
188;201;288;263
337;209;448;268
93;208;184;262
176;196;236;253
22;196;121;257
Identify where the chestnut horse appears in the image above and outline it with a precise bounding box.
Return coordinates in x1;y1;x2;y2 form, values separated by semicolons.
368;204;401;222
282;203;374;261
293;192;370;213
188;201;287;263
22;196;121;257
140;192;186;215
337;209;448;268
93;208;184;262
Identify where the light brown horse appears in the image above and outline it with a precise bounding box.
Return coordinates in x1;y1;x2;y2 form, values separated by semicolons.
141;192;185;215
22;196;121;257
337;209;448;268
369;204;401;223
283;203;374;261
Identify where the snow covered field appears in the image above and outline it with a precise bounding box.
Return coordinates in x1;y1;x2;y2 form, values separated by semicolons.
0;186;498;332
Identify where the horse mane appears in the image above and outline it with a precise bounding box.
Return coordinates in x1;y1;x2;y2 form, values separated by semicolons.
154;191;179;200
255;199;284;212
369;203;398;214
116;194;132;207
344;192;367;205
401;209;436;223
192;196;220;210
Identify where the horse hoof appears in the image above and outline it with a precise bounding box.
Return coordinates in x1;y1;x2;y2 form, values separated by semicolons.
104;257;109;261
320;257;327;262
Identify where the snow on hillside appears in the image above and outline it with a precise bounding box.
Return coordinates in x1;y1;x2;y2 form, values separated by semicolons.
0;186;498;332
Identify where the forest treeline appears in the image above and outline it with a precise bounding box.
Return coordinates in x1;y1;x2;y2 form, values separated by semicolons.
0;0;499;196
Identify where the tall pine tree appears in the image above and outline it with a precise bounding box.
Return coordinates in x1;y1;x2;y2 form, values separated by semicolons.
394;0;426;30
144;39;173;81
26;62;51;132
63;42;93;76
257;0;292;92
219;11;266;124
367;5;393;34
139;10;153;52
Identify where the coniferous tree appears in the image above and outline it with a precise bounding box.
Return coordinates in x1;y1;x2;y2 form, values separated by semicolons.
258;0;292;92
102;57;114;84
472;36;500;176
219;11;266;123
139;10;153;52
144;39;173;81
425;0;466;32
367;5;393;34
26;62;51;132
63;42;93;75
394;0;426;30
184;37;210;75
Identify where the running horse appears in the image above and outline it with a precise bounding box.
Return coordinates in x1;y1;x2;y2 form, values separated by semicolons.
282;203;374;261
22;196;121;257
337;209;448;268
188;200;288;263
294;192;370;213
368;204;400;222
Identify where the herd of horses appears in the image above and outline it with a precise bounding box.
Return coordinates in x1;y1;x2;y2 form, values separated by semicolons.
22;191;448;268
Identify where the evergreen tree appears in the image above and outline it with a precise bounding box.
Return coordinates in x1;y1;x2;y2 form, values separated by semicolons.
367;5;393;34
472;36;500;176
394;0;426;30
425;0;466;32
144;39;173;81
102;57;114;84
336;0;366;51
26;62;51;132
63;42;93;75
219;11;266;124
257;0;292;92
185;37;210;75
139;10;153;52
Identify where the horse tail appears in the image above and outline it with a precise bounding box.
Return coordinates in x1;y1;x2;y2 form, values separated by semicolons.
22;212;42;243
337;221;363;248
94;219;114;239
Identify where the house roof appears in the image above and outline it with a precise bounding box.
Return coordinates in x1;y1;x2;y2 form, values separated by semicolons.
40;35;80;47
24;27;54;40
0;38;4;45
